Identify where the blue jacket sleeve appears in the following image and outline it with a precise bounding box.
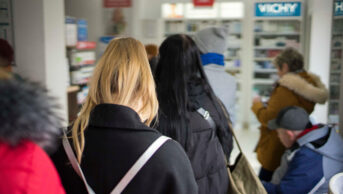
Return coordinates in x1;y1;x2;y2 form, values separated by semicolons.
262;181;278;194
262;147;324;194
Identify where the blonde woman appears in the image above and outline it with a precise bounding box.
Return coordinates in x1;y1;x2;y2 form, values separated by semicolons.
51;37;197;194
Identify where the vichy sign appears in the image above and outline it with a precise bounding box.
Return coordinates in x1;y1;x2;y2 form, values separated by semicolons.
255;2;302;17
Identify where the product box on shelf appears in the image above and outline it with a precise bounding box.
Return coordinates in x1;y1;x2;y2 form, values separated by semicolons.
77;86;89;105
70;66;95;85
165;21;184;34
65;16;77;47
223;21;241;34
70;51;96;66
77;19;88;41
76;41;96;50
99;36;115;57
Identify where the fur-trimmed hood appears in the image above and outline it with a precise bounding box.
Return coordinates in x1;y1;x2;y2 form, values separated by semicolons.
0;78;63;153
278;72;328;104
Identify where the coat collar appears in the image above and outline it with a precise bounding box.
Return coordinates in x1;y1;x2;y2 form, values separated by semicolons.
278;72;328;104
88;104;154;132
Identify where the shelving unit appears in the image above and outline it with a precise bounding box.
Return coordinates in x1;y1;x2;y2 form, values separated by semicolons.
162;2;244;127
248;0;304;126
67;42;96;105
328;1;343;128
65;17;97;121
162;0;306;129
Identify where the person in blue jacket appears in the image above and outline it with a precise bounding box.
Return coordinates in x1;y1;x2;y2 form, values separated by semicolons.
263;106;343;194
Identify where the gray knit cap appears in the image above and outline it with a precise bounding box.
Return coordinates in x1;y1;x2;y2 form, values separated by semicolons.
193;26;228;54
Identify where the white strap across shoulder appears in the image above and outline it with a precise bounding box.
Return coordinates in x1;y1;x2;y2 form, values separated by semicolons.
62;133;96;194
111;136;170;194
62;134;170;194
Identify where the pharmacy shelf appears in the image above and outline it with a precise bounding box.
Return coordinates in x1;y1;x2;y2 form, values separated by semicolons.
330;99;340;103
330;82;340;86
254;69;277;73
254;57;274;61
332;32;343;36
255;32;300;36
164;32;183;36
226;67;241;72
186;18;219;21
253;79;274;85
334;16;343;19
164;18;184;22
229;32;242;36
254;17;302;21
228;47;241;50
67;85;80;93
332;59;342;62
328;12;343;127
254;46;287;50
332;47;343;50
226;57;240;61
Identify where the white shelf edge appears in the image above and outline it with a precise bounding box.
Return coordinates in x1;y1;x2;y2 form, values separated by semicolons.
227;47;241;50
163;18;185;21
185;18;219;21
254;57;274;61
254;46;288;50
254;69;277;73
255;32;300;36
229;32;242;36
253;79;275;85
225;57;240;61
330;82;340;85
329;99;340;103
254;17;302;21
334;16;343;19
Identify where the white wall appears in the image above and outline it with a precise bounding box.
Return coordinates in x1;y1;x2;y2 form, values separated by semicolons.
44;1;69;121
13;0;68;122
13;0;46;83
65;0;105;43
308;0;333;123
133;0;163;45
64;0;163;46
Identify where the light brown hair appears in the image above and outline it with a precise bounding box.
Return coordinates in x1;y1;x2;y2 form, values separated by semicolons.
145;44;158;59
71;37;158;162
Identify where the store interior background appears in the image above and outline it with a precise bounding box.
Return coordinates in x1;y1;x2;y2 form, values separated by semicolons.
8;0;342;170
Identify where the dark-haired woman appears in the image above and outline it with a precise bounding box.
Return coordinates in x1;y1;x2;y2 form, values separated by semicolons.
155;34;233;194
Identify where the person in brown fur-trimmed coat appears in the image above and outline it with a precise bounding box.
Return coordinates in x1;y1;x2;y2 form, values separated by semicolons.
251;47;328;182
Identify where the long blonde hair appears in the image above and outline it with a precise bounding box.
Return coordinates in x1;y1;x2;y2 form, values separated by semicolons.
71;37;158;162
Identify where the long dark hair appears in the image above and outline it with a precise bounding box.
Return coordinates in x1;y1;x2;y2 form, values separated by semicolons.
155;34;232;157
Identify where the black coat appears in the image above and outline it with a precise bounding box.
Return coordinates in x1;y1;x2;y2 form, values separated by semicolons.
51;104;198;194
157;83;230;194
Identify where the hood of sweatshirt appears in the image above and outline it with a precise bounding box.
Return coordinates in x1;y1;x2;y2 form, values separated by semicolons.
297;125;343;162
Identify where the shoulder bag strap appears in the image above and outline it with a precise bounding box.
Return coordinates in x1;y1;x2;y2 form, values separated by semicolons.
111;136;170;194
63;132;170;194
215;97;243;153
62;131;96;194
